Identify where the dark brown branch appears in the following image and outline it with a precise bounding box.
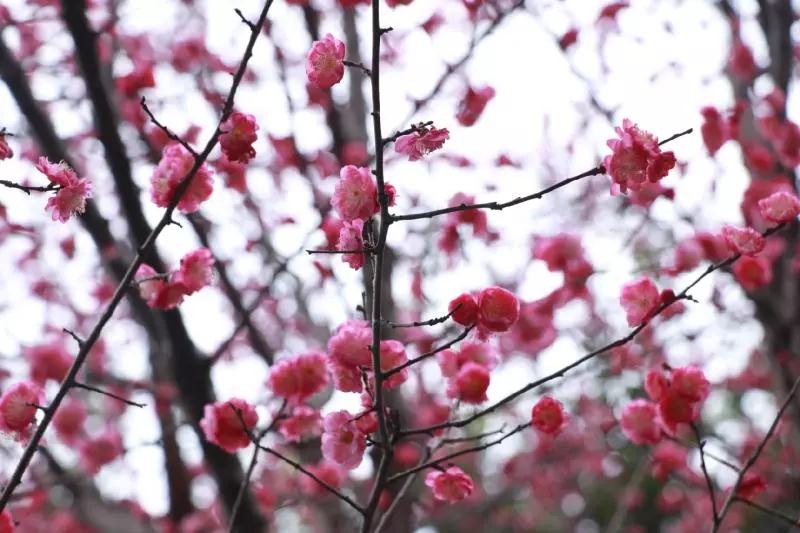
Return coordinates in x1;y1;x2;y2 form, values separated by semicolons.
343;59;371;77
392;128;693;223
0;179;57;195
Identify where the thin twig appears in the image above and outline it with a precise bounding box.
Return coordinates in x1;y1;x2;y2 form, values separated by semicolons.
72;381;145;408
733;497;800;528
383;326;472;380
0;179;57;195
714;373;800;531
692;423;719;525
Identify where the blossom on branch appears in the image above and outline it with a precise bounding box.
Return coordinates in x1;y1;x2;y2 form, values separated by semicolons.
337;219;366;270
531;396;568;436
424;466;474;503
219;111;258;164
268;351;329;405
150;143;214;213
306;34;345;89
332;165;378;221
321;410;366;469
604;119;676;194
619;277;659;327
721;225;765;256
0;381;43;441
395;126;450;161
200;398;258;453
758;191;800;224
35;157;92;223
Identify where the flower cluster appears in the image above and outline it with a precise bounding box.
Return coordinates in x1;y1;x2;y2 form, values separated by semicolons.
35;157;93;223
447;286;520;336
135;248;214;310
620;365;710;444
604;119;676;194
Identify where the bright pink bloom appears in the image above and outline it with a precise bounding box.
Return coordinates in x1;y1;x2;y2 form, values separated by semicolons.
448;292;479;326
477;286;520;333
732;255;773;291
0;134;11;160
331;165;378;221
45;179;93;223
424;466;474;503
0;381;43;437
395;127;450;161
645;369;669;401
53;397;87;444
267;351;329;404
603;119;676;194
35;158;92;223
670;366;710;403
448;362;490;404
337;219;365;270
328;358;363;393
620;399;661;445
278;405;322;442
328;320;372;367
379;340;408;388
174;248;214;294
135;264;185;310
220;111;258;163
26;341;72;384
306;34;345;89
321;411;366;469
531;396;568;436
657;393;697;432
620;277;659;326
700;106;729;156
150;143;214;213
456;85;495;127
78;427;123;473
721;225;765;256
200;398;258;453
758;191;800;224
